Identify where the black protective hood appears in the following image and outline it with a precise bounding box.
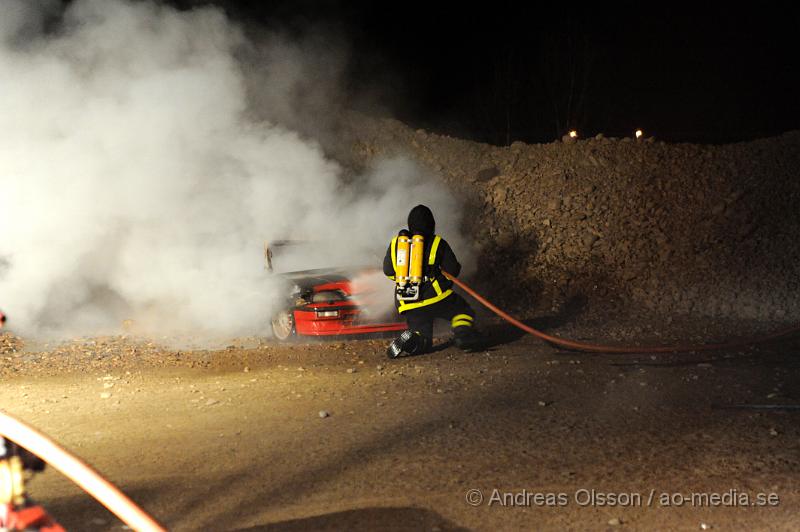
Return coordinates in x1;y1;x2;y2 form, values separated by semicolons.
408;204;435;237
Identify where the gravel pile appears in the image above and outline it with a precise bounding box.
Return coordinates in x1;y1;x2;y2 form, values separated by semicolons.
343;114;800;321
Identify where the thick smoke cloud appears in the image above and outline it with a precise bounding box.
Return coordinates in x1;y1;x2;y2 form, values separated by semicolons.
0;0;464;338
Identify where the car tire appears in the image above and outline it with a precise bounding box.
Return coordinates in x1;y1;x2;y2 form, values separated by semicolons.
271;309;295;341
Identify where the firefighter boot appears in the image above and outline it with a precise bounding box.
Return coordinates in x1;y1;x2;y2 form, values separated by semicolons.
387;330;414;359
386;330;429;359
454;327;482;352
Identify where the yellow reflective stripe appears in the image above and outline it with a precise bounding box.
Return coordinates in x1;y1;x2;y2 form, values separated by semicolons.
452;320;473;328
390;236;398;275
387;275;395;280
431;278;442;296
398;289;453;313
428;235;442;265
451;314;473;325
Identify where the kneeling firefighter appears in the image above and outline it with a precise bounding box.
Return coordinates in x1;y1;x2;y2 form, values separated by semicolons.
383;204;480;358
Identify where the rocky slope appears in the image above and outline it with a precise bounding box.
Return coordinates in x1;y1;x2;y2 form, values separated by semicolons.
342;114;800;321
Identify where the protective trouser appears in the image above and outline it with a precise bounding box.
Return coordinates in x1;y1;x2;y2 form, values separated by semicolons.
389;293;477;356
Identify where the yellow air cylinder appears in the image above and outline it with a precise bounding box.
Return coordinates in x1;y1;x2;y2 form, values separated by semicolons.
395;231;411;287
409;234;425;284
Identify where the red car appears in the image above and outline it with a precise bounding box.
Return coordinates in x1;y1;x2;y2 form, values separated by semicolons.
265;241;406;340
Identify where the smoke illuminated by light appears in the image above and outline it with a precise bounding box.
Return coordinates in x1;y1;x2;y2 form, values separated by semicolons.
0;0;465;339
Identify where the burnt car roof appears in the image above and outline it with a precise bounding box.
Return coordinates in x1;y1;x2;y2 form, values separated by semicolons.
264;240;381;277
278;266;379;289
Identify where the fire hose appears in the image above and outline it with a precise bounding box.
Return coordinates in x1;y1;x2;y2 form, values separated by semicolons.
0;410;165;532
443;272;800;353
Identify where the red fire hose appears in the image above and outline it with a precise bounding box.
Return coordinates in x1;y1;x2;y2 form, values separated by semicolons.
443;272;800;353
0;410;166;532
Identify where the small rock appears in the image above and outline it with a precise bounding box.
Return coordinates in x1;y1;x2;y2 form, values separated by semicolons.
346;368;356;374
492;186;508;204
769;428;778;436
608;517;621;526
700;524;711;530
319;410;330;418
205;399;219;406
243;366;250;373
475;166;500;182
103;382;114;389
100;392;111;399
538;401;548;407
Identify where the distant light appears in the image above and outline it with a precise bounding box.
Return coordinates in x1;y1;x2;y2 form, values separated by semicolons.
635;129;643;139
568;130;578;139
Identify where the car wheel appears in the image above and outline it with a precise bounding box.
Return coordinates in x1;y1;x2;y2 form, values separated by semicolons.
271;309;295;341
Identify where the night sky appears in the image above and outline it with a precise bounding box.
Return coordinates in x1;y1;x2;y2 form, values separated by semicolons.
176;1;799;145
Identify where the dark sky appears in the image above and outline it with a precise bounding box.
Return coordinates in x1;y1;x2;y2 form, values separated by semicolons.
177;1;800;145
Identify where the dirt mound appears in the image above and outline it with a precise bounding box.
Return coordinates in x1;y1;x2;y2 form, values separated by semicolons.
342;114;800;321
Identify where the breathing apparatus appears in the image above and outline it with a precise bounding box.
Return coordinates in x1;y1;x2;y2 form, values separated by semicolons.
394;229;425;301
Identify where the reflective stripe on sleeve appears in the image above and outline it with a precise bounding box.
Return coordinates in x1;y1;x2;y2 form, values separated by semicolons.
428;235;442;265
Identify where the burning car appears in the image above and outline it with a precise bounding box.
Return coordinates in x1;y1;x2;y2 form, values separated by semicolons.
265;241;406;340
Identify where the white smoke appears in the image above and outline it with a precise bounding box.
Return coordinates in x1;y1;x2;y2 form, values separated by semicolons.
0;0;465;338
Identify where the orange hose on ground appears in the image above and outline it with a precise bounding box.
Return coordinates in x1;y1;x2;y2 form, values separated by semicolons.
443;272;800;353
0;410;166;532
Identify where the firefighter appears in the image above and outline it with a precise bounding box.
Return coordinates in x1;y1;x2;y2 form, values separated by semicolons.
383;204;480;358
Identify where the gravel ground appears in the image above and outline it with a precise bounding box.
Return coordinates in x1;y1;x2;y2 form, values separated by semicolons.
342;114;800;323
2;314;799;531
3;117;800;530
